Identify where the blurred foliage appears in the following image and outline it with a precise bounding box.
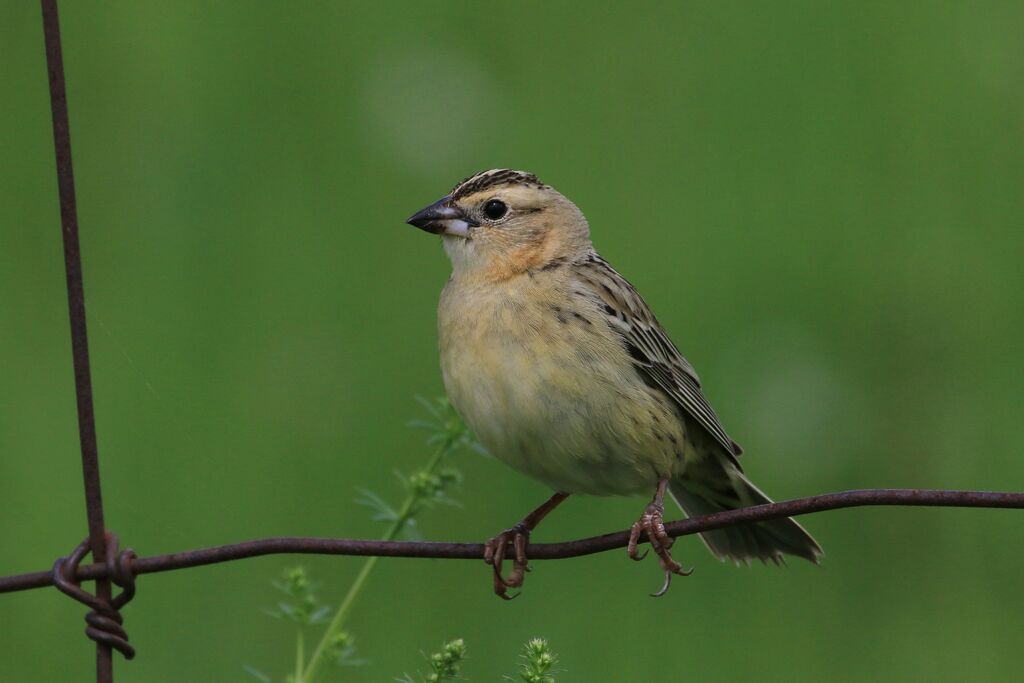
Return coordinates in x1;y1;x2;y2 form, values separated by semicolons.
513;639;558;683
398;639;466;683
1;2;1022;681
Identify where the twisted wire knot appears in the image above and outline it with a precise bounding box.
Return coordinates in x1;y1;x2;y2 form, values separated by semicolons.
52;533;137;659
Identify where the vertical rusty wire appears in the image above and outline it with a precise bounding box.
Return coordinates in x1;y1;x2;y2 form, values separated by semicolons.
40;1;114;680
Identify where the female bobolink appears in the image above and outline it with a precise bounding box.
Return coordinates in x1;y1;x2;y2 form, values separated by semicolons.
408;169;821;598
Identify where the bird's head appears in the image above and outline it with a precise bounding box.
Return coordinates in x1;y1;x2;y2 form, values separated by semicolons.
407;169;591;281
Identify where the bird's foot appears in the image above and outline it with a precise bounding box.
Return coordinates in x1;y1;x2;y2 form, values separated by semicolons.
627;499;694;597
482;492;569;600
483;523;531;600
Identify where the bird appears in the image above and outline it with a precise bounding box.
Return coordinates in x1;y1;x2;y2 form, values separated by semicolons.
406;169;822;598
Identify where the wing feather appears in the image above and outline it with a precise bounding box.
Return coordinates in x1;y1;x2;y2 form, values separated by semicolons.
575;252;743;457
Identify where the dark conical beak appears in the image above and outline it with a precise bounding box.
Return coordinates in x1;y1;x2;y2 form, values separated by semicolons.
406;196;477;237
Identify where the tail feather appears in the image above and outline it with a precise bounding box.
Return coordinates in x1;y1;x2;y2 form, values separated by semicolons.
669;465;822;566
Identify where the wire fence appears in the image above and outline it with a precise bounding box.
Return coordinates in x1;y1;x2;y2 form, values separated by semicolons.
5;2;1024;682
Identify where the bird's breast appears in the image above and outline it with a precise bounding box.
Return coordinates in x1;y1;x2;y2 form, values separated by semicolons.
437;276;681;495
438;278;611;422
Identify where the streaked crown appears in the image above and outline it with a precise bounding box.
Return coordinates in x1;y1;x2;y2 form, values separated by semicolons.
450;168;548;200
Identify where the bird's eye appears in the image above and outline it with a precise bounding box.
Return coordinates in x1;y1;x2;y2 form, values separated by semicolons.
483;199;508;220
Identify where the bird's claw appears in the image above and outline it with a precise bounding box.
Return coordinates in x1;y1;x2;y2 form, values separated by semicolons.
484;523;530;599
627;500;694;597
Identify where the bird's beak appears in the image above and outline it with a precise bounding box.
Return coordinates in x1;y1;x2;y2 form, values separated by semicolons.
406;196;478;238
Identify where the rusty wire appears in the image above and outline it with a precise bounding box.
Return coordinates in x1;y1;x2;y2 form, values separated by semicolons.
3;488;1023;596
40;1;134;680
52;534;138;659
10;3;1024;683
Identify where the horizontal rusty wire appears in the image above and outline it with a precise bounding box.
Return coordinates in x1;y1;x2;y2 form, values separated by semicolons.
2;488;1022;594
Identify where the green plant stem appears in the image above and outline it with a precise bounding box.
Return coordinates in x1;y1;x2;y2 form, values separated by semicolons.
295;630;304;682
299;438;455;683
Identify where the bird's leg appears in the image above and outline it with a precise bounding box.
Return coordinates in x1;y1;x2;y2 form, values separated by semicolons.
484;491;569;599
627;478;694;597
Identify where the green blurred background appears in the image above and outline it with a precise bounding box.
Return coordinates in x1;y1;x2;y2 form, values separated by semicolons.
2;1;1023;681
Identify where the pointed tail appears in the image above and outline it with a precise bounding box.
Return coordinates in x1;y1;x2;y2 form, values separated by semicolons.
668;461;822;565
